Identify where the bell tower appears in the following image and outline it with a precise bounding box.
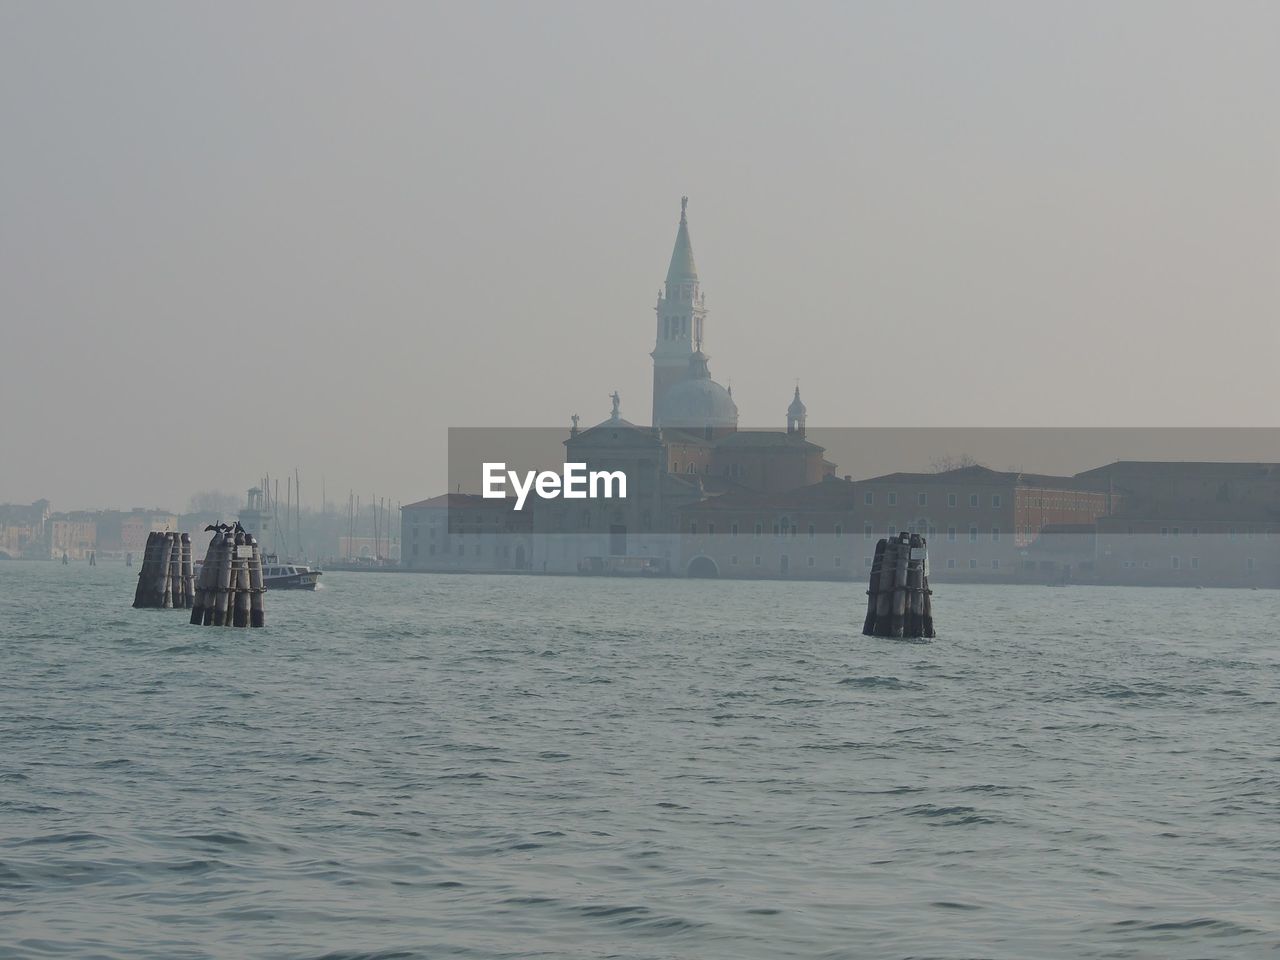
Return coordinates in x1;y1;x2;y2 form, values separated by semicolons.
651;197;708;426
787;385;807;437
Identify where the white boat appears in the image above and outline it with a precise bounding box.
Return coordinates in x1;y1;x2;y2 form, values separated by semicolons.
261;554;321;590
194;553;321;591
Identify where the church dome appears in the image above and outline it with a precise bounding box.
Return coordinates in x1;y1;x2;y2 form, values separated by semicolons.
660;377;738;428
659;353;738;428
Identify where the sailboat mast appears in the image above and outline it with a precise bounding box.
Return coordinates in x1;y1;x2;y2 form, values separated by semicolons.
295;468;301;559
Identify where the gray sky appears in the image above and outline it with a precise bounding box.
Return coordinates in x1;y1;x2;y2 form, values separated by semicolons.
3;1;1278;510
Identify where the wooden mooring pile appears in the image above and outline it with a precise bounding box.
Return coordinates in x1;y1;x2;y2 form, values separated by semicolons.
190;524;265;628
132;532;195;609
863;532;936;638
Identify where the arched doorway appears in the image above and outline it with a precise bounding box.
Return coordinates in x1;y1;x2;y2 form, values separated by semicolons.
687;555;719;578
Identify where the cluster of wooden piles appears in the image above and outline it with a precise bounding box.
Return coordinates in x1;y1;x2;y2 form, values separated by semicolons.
132;532;195;609
863;531;936;638
190;525;265;628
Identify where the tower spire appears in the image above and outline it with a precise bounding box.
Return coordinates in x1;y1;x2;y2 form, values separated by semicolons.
666;196;698;284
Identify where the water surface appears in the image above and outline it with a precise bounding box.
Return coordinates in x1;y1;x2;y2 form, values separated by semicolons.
2;562;1278;958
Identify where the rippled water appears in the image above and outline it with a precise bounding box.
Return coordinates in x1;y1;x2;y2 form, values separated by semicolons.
2;561;1278;959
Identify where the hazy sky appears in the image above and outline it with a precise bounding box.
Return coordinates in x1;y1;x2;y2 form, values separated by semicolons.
3;1;1278;510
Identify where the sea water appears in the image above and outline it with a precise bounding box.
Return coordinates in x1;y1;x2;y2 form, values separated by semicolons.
1;561;1277;958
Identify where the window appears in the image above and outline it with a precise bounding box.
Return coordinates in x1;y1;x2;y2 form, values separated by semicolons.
969;525;978;543
808;524;815;539
1172;527;1180;537
1191;528;1199;537
992;527;1000;543
686;463;696;474
834;524;843;538
1247;557;1256;572
948;493;957;508
864;523;873;539
1190;556;1200;569
730;555;738;566
887;492;898;506
991;558;1000;569
918;493;927;506
753;555;761;566
1229;528;1238;541
863;556;873;567
947;558;956;569
754;523;762;538
992;494;1002;508
969;494;979;508
1171;556;1180;570
834;556;842;567
690;522;697;535
887;522;895;535
947;526;957;542
968;558;977;569
864;492;874;506
708;523;715;535
1160;527;1169;537
672;461;680;474
731;522;739;537
807;556;815;567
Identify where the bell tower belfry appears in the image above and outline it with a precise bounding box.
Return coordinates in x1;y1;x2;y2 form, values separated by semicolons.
651;196;708;427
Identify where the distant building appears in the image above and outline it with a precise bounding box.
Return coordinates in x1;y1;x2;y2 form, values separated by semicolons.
1095;513;1280;587
1079;463;1280;587
94;508;179;558
47;511;98;560
0;500;50;559
401;494;532;572
678;476;859;579
851;465;1112;579
1076;461;1280;509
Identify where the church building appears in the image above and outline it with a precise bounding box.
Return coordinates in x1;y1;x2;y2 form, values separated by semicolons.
403;198;846;578
529;198;839;576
